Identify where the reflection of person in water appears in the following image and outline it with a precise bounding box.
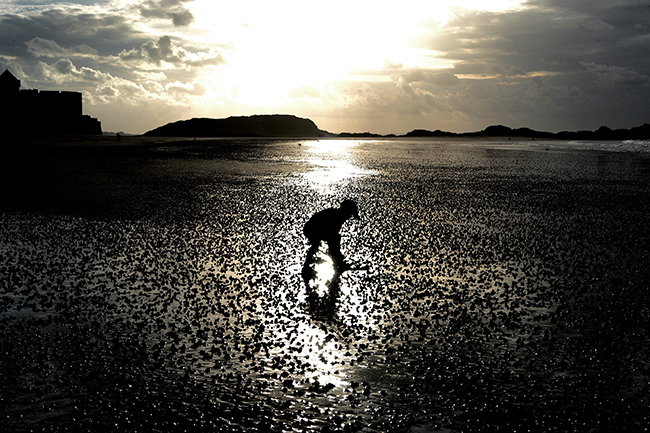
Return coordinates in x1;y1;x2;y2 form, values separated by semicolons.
303;199;359;271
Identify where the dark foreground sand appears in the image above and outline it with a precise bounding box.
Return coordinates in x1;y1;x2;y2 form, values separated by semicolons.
1;137;649;432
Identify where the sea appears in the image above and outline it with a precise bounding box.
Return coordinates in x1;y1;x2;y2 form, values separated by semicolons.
1;137;649;432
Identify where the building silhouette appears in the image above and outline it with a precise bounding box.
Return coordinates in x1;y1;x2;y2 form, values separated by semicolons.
0;69;102;136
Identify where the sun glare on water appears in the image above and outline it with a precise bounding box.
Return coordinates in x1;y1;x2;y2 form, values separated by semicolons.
301;140;370;194
309;255;336;298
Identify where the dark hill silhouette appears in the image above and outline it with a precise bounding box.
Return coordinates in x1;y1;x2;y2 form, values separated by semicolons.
405;123;650;140
144;114;330;138
143;113;650;141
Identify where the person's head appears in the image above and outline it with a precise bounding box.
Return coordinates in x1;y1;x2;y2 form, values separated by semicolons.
340;199;359;220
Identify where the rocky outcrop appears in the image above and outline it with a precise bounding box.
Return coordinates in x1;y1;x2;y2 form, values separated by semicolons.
144;114;330;138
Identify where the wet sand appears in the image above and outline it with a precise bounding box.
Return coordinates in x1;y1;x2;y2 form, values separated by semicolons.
1;137;650;432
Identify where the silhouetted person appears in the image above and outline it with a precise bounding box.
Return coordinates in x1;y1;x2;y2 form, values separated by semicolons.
303;199;359;271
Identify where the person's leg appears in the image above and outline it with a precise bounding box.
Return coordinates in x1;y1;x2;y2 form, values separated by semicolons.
306;241;319;261
302;240;321;289
326;234;346;269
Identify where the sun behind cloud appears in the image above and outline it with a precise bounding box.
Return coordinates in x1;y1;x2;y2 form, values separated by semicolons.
188;0;526;108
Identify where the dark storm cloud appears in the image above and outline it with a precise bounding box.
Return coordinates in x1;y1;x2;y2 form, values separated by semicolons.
521;1;650;75
580;62;650;87
423;3;650;75
402;0;650;130
0;8;143;57
0;6;158;93
0;6;224;75
137;0;195;27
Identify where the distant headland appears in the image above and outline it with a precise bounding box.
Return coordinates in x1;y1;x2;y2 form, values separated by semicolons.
145;114;650;141
399;124;650;141
144;115;329;138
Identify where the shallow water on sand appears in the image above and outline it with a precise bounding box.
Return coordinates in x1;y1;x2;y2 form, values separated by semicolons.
1;138;650;432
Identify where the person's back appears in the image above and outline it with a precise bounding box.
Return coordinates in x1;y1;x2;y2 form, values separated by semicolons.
303;200;359;269
303;207;348;244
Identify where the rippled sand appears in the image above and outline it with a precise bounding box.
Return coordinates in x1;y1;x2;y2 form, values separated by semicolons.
1;137;649;432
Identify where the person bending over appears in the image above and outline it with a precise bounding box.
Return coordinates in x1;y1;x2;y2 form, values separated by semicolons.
303;199;359;271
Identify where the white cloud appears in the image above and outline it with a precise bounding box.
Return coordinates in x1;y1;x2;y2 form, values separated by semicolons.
30;55;210;111
26;37;98;58
117;36;226;69
165;81;207;96
35;58;113;84
137;0;195;27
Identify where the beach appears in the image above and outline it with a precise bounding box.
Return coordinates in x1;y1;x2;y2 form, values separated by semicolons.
1;137;649;432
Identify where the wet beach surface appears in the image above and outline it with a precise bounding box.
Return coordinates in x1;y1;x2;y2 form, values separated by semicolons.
1;137;650;432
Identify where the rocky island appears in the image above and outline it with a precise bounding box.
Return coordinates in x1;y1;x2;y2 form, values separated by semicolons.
143;114;331;138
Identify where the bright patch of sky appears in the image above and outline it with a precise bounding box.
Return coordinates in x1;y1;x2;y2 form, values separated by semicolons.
188;1;525;101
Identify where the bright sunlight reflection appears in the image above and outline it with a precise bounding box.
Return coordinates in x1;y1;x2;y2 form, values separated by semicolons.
307;255;336;298
306;139;357;156
302;140;370;194
294;322;350;388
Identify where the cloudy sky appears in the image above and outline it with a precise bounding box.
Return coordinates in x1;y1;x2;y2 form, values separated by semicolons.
1;0;649;134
